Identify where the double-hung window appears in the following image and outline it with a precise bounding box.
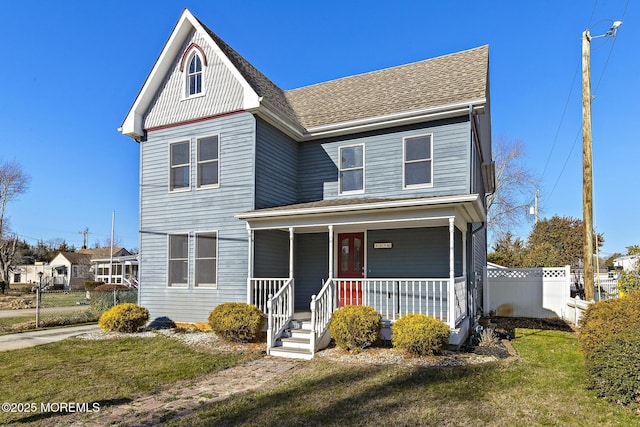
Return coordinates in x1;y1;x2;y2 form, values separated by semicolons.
168;234;189;287
197;136;219;188
403;134;433;188
339;144;364;194
170;141;190;191
167;232;217;288
195;232;217;287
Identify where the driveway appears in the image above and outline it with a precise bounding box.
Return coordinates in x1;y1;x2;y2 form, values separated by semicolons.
0;324;100;352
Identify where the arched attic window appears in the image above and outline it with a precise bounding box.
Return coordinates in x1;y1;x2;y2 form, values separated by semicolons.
180;43;208;98
187;53;202;96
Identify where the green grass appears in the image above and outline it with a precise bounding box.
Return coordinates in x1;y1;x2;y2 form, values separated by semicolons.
0;309;100;335
40;291;90;307
0;335;256;426
167;328;639;426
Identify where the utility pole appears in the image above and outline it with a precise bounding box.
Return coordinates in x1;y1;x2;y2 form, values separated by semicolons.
582;29;594;301
581;20;622;302
78;228;91;250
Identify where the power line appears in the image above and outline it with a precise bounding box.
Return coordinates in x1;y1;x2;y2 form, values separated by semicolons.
542;0;627;210
539;0;598;195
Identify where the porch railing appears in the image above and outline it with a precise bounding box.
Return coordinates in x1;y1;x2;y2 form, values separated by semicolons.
310;278;336;354
454;276;467;326
266;278;294;354
249;278;290;314
335;277;466;327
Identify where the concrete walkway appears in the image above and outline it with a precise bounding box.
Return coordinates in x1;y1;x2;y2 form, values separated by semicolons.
0;324;100;351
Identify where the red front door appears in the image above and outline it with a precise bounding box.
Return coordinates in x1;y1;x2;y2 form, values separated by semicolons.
338;233;364;305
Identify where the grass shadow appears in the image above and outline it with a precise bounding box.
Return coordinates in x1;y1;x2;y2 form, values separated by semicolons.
167;358;501;426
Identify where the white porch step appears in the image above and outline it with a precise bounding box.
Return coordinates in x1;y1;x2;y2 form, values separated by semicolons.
269;317;314;360
284;328;313;340
269;345;314;360
288;319;312;330
279;336;311;350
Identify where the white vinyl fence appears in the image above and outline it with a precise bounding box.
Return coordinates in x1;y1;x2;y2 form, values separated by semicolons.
485;266;620;324
485;266;571;319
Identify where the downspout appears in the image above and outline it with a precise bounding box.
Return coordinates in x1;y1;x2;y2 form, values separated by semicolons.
468;222;486;341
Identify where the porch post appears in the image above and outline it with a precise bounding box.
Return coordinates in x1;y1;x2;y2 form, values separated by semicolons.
462;227;467;278
328;225;334;279
449;217;456;327
247;227;254;304
289;227;294;279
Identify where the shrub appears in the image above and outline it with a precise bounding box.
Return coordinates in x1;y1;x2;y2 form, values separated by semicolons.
98;303;149;333
578;291;640;355
392;314;450;356
585;329;640;409
330;305;382;353
84;281;104;291
208;302;266;342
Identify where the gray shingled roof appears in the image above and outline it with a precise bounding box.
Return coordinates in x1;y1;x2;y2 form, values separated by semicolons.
197;17;298;124
286;46;489;129
198;18;488;132
58;252;92;265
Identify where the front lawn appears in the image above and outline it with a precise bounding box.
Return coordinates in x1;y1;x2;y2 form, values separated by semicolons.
169;328;638;426
0;335;257;426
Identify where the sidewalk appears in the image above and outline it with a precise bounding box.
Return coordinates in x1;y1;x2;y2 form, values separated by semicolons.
0;324;100;352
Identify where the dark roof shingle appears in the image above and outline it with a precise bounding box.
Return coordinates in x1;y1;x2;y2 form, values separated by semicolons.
285;46;489;129
198;17;488;132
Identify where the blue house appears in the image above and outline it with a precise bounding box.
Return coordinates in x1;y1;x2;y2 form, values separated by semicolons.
120;9;494;359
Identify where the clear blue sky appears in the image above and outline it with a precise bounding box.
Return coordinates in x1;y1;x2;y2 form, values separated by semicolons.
0;1;637;258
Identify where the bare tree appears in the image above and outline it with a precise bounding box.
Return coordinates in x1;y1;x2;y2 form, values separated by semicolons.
0;160;31;285
486;137;539;239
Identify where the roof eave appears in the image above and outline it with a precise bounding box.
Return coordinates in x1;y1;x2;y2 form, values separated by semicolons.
302;99;486;140
236;194;485;223
252;98;487;142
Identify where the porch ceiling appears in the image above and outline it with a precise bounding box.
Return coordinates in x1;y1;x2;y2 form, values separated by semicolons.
237;194;485;232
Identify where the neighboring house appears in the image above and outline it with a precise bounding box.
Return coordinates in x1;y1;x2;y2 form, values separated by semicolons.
613;254;639;272
91;254;139;287
120;9;494;358
80;248;138;286
48;252;93;290
80;247;139;287
79;247;131;259
8;262;49;285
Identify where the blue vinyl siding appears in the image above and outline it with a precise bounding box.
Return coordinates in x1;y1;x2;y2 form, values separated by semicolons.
298;117;470;202
294;233;328;310
139;112;255;323
367;228;463;278
255;118;298;208
254;230;289;278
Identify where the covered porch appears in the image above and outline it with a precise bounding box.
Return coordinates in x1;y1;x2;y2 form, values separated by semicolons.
237;196;485;357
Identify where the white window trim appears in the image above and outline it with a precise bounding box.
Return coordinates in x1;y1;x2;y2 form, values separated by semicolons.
402;134;434;189
196;134;221;190
194;230;218;289
167;233;190;288
169;140;191;193
184;51;205;99
338;144;365;195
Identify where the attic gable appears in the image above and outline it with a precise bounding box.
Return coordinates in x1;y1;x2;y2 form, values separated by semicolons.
120;9;261;139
